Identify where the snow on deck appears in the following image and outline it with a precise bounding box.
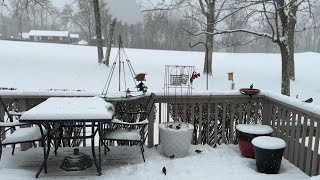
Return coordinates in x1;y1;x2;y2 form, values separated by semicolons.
0;145;308;180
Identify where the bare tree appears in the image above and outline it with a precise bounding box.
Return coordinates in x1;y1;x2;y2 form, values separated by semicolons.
93;0;103;63
104;19;116;66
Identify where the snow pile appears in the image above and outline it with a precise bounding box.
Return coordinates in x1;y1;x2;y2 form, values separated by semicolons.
78;39;88;45
2;127;46;144
252;136;286;150
0;145;309;180
310;176;320;180
0;40;319;105
236;124;273;134
28;30;69;37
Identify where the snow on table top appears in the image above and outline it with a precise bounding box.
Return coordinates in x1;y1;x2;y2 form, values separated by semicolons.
20;96;114;121
252;136;286;149
236;124;273;135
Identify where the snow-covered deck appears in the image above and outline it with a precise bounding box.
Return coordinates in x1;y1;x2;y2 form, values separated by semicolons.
0;145;308;180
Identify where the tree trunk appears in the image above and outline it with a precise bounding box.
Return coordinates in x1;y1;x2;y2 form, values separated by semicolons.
279;44;290;96
287;11;296;81
93;0;103;63
205;12;214;75
105;20;116;66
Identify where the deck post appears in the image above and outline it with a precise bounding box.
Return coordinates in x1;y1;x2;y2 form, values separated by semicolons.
147;104;155;148
262;98;272;126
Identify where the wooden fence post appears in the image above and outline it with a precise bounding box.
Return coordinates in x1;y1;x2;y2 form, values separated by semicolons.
262;98;272;126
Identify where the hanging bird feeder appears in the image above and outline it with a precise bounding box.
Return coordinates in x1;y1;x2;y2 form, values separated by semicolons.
135;73;146;81
227;72;234;81
60;148;93;171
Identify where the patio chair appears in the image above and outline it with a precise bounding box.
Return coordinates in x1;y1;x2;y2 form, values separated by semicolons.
0;97;47;160
101;93;156;162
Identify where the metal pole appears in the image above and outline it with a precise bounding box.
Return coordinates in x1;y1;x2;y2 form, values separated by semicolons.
189;42;209;90
118;35;121;91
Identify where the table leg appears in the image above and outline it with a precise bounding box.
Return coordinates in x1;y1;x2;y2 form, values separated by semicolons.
54;125;63;155
36;124;51;178
98;122;102;174
91;122;101;175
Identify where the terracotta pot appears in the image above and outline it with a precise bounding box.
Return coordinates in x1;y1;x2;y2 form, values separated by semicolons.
236;124;273;159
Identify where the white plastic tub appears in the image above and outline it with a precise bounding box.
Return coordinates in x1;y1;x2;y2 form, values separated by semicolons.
159;122;194;158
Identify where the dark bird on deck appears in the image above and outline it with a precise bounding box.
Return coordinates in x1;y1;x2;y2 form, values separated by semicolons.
162;167;167;175
169;155;175;159
303;98;313;103
195;150;202;153
250;84;253;89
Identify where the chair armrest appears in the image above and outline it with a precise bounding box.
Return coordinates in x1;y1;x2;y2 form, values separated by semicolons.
0;121;28;127
117;111;147;115
8;111;26;117
112;119;149;125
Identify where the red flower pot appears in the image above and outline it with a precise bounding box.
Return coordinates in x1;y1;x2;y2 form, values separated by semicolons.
236;124;273;159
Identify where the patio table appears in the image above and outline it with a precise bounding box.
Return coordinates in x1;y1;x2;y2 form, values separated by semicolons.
19;96;114;178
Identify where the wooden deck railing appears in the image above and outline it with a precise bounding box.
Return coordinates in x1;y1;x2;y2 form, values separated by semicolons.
1;92;319;176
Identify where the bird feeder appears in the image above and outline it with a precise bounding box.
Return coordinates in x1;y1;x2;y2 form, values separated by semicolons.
227;72;234;81
135;73;146;81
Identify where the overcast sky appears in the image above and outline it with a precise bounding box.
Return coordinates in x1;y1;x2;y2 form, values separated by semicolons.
52;0;143;24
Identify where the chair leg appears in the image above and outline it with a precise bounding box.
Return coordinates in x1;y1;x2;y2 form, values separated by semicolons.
12;144;16;155
103;140;110;155
54;129;62;156
140;145;145;162
0;145;2;160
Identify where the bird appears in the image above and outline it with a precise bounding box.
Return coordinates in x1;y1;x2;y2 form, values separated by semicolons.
169;155;175;159
303;98;313;103
162;167;167;175
195;150;202;153
250;84;253;89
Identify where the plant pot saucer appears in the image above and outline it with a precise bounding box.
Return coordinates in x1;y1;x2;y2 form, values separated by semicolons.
240;88;260;96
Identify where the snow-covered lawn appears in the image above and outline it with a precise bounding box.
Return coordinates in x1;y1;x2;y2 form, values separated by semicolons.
0;145;309;180
0;40;319;105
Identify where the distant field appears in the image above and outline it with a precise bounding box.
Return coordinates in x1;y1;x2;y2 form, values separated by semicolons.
0;40;319;104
